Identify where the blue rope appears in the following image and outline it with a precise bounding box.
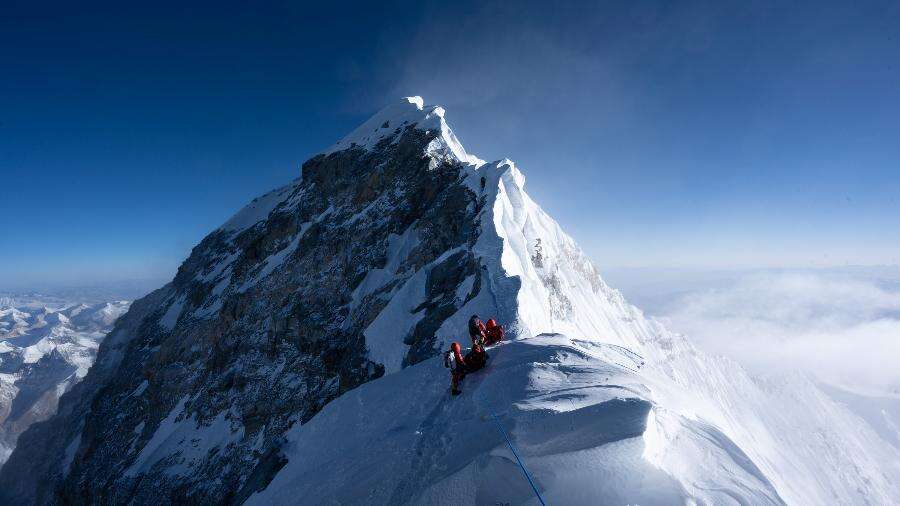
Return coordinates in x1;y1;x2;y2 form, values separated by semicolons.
490;412;547;506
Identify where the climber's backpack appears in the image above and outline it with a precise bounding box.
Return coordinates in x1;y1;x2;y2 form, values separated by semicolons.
443;350;455;370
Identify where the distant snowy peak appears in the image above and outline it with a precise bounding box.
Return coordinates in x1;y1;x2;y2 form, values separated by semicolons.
323;96;485;167
0;301;129;368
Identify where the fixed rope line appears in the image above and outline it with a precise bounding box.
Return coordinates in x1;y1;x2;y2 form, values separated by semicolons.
490;411;547;506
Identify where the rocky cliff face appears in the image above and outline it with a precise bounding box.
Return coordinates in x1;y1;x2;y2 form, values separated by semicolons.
0;98;504;504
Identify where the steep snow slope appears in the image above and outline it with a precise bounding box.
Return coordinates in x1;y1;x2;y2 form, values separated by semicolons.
2;97;897;505
0;301;129;463
470;154;900;504
250;334;784;505
820;383;900;452
641;336;900;505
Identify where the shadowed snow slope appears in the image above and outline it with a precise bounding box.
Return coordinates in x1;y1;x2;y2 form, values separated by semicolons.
249;334;783;506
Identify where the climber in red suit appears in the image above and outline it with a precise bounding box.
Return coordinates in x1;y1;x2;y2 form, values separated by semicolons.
484;318;504;346
444;342;467;396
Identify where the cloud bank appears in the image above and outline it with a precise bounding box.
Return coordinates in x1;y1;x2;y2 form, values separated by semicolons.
645;270;900;394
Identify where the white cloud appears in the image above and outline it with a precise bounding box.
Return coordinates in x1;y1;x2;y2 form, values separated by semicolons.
646;270;900;394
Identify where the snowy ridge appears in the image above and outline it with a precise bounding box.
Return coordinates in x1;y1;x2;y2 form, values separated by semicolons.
469;159;899;503
473;159;649;349
250;335;784;505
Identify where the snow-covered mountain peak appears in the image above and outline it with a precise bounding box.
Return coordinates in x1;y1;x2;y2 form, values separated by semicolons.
323;95;485;167
406;95;424;109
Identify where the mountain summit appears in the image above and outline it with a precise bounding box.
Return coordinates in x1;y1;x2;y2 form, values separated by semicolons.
1;98;896;505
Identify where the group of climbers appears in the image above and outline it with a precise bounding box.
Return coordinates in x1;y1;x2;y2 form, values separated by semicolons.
481;317;505;346
444;314;505;396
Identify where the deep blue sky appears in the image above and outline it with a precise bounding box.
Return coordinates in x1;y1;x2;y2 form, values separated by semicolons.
2;0;899;288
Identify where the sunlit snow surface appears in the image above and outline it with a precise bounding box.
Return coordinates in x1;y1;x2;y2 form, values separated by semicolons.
250;334;783;505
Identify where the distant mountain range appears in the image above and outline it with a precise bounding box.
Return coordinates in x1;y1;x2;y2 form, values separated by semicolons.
0;297;129;463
